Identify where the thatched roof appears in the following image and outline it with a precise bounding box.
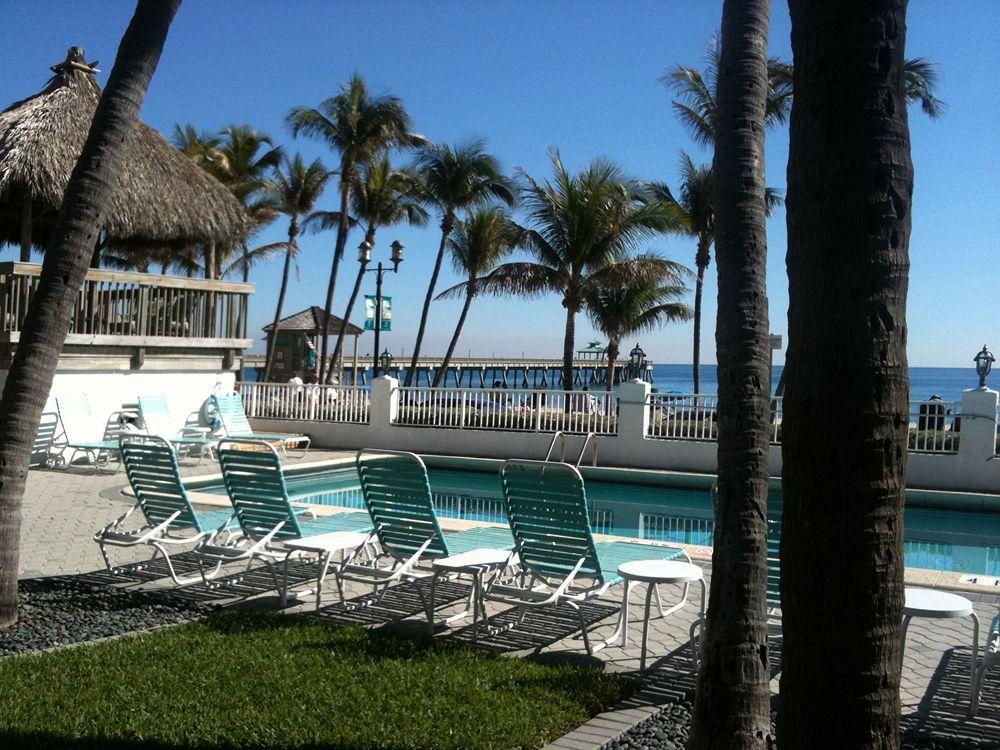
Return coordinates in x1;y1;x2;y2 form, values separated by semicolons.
0;47;250;253
263;306;364;336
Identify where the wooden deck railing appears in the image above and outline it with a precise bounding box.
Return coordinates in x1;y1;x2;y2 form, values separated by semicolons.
0;262;253;348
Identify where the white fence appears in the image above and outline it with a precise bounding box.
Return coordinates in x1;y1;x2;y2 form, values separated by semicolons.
239;382;370;424
394;386;618;435
907;399;961;454
646;393;782;444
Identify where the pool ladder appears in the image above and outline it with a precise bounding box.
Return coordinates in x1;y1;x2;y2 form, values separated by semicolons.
544;431;598;467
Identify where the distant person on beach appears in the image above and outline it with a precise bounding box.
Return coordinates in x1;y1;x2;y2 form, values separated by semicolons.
304;339;318;375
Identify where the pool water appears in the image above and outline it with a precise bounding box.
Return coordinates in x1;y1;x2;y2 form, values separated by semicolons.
202;465;1000;576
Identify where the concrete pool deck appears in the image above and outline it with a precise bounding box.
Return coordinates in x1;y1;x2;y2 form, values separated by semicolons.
14;449;1000;748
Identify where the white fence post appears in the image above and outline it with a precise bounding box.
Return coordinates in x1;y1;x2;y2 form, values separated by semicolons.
958;387;999;463
618;379;651;438
371;375;398;429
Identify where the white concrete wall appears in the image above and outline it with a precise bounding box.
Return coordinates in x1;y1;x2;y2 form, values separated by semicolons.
250;377;999;494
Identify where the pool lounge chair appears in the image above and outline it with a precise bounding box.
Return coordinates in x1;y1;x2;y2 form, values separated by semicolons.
211;391;310;457
138;393;218;462
484;459;689;655
55;393;122;473
972;605;1000;716
323;450;516;621
199;440;373;598
95;436;238;585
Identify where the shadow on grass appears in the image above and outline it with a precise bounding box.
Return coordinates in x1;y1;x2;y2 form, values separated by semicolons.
0;730;436;750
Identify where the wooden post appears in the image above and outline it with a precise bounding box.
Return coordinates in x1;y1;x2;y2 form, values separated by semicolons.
19;197;31;263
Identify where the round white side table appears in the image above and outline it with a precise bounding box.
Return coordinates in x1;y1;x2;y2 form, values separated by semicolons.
615;559;705;671
900;587;980;705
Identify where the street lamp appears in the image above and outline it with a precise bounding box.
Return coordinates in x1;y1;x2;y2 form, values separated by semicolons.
974;345;994;389
361;240;404;378
628;342;647;380
379;348;394;374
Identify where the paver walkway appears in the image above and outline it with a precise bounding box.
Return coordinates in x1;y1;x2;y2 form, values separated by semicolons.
14;453;1000;748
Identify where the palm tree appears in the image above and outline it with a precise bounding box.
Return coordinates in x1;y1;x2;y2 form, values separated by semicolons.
431;208;523;386
477;151;687;392
287;75;425;383
403;141;517;386
903;57;945;118
261;155;332;383
686;1;774;747
663;36;793;147
648;155;782;396
779;1;912;747
0;0;180;628
584;280;692;391
306;158;429;378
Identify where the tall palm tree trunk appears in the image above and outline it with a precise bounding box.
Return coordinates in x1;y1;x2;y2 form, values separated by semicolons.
604;340;620;392
406;209;454;385
692;241;709;395
561;302;577;392
320;176;353;383
262;217;298;383
687;1;772;747
330;228;375;376
0;0;180;629
433;285;475;387
779;2;911;747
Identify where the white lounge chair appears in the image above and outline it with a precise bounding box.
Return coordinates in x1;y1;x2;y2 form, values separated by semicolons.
55;393;122;473
138;393;217;462
211;391;310;456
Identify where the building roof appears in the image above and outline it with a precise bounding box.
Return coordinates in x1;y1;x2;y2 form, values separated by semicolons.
0;47;250;254
577;341;607;354
263;306;363;336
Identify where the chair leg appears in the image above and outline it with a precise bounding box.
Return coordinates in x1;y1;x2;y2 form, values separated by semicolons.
969;611;980;707
899;615;912;669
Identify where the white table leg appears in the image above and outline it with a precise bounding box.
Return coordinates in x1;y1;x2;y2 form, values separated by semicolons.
899;615;912;667
970;611;980;705
640;582;655;671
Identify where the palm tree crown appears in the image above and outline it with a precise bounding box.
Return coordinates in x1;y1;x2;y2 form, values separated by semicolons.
478;150;689;388
439;208;524;296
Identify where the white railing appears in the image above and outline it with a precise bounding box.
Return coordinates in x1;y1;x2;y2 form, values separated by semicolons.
645;393;781;444
238;382;370;424
908;399;961;453
393;387;618;435
640;512;715;546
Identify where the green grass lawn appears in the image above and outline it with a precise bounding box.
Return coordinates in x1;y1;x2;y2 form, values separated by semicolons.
0;611;631;749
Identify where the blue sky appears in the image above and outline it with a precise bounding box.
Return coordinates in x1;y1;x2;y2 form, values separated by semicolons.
2;0;997;367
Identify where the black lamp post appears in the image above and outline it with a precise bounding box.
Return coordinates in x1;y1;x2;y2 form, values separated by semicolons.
379;348;394;376
628;342;647;380
360;240;404;377
974;345;994;389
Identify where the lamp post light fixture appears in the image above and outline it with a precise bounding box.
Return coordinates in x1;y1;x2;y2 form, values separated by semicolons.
379;348;394;375
974;345;994;390
628;342;647;380
360;240;404;378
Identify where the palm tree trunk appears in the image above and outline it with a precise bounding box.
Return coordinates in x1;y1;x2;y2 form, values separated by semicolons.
692;244;708;395
241;241;250;283
262;217;298;383
405;208;454;386
433;285;475;387
604;340;619;392
779;2;911;747
687;1;772;747
320;171;353;384
0;0;180;629
561;300;577;392
330;227;375;373
19;197;31;263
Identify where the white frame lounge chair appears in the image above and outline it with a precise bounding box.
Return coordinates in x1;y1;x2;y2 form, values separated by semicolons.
55;393;122;473
972;603;998;716
211;391;310;457
197;440;373;598
95;436;237;585
482;459;689;655
322;450;514;621
138;393;218;463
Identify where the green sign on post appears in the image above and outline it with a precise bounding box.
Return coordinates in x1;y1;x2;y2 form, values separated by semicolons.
364;295;392;331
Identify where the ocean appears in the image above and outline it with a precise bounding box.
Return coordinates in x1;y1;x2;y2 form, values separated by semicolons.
243;362;986;402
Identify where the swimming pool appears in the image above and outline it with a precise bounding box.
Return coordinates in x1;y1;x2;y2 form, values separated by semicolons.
197;462;1000;576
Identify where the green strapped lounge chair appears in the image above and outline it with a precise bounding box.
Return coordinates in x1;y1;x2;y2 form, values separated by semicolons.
95;436;238;585
138;393;218;462
486;460;688;655
55;393;122;473
200;440;373;599
211;391;310;456
327;450;515;620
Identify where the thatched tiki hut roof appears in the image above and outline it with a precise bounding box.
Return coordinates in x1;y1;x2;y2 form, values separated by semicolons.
0;47;250;258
